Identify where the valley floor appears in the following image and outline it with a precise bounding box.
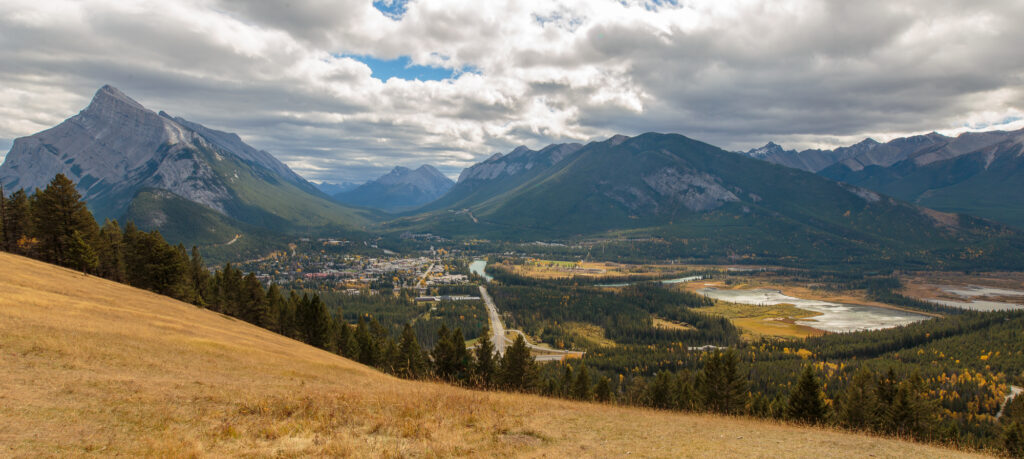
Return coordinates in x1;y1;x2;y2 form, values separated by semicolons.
0;253;987;457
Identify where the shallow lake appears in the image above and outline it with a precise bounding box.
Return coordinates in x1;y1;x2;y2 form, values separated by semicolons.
923;285;1024;311
697;287;930;333
469;260;493;282
597;275;703;288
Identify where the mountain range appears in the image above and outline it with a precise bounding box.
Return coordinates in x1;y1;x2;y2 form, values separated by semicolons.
3;85;1022;268
0;86;374;249
741;129;1024;227
392;132;1023;268
332;165;454;212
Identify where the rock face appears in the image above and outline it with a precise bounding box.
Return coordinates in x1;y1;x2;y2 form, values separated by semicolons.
0;85;364;243
457;143;583;183
333;165;454;212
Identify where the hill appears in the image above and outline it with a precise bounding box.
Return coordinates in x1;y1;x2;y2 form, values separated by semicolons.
0;252;980;457
334;165;454;212
392;133;1024;268
0;85;375;246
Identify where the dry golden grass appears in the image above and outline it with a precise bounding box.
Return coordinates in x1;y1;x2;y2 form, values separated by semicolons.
0;253;988;458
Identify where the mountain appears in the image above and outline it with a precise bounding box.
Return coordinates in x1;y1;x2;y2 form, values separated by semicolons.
333;165;454;212
0;252;973;457
0;85;373;245
817;129;1024;228
415;142;584;213
394;133;1023;268
314;180;360;196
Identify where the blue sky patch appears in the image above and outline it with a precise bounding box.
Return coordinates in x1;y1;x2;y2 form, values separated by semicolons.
373;0;408;19
349;55;474;82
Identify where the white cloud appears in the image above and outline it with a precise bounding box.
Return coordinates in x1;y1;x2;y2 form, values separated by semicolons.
0;0;1022;181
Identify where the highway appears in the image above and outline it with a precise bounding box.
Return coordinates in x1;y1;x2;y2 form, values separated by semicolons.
479;286;507;355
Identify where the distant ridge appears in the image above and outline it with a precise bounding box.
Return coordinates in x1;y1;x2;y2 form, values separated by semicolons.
333;164;454;212
741;129;1024;228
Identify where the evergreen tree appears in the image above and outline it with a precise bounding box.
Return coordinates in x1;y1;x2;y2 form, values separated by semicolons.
559;364;574;398
0;184;7;250
355;317;378;366
432;324;454;379
499;334;537;391
595;376;613;403
96;220;126;282
699;350;747;414
396;323;426;379
264;284;285;334
675;370;698;411
839;367;878;429
65;229;99;273
787;365;828;424
647;370;675;409
297;294;331;349
472;330;497;388
2;189;31;254
189;246;210;306
1005;421;1024;458
887;371;937;439
30;174;99;267
572;364;592;401
123;226;189;299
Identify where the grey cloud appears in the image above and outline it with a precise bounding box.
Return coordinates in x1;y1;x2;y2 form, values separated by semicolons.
1;0;1023;181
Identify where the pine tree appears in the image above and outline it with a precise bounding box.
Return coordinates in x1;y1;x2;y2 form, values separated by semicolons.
396;323;426;379
297;294;331;349
699;350;747;414
2;189;31;254
189;246;210;306
96;220;126;282
787;365;828;424
1005;421;1024;458
595;376;613;403
887;371;937;439
355;317;377;366
30;174;99;267
65;229;99;273
448;328;471;383
648;370;674;409
499;334;537;391
432;324;453;379
559;364;574;398
839;367;878;430
0;184;7;251
472;330;497;388
572;364;592;401
674;370;698;411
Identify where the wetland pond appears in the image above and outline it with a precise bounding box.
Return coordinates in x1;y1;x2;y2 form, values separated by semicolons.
923;285;1024;312
697;287;930;333
469;260;493;282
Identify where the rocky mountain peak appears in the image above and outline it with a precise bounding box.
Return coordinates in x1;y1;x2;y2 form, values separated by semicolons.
89;85;147;111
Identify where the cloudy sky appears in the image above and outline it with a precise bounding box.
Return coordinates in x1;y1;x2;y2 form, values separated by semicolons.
1;0;1023;183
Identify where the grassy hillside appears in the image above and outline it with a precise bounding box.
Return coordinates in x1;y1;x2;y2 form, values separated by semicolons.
0;252;983;457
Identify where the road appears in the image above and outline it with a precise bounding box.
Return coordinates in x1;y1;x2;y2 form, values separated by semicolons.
479;286;507;355
998;385;1023;419
418;263;435;288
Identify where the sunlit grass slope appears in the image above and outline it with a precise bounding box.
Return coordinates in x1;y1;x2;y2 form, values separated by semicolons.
0;252;985;457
